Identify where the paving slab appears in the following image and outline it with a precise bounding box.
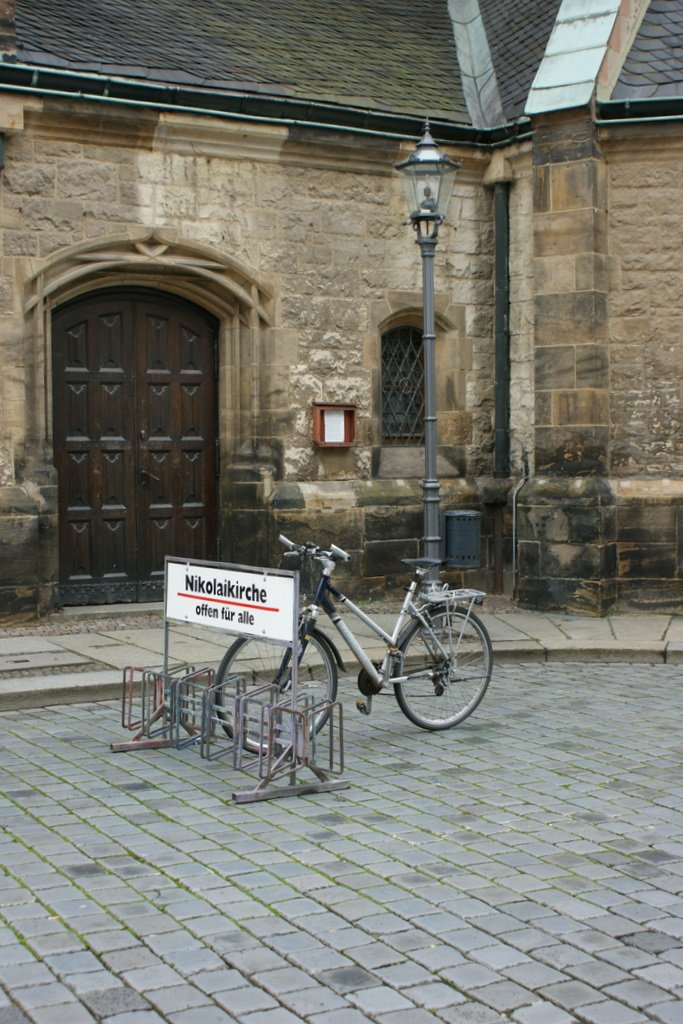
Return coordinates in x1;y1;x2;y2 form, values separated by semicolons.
608;616;672;643
0;637;69;656
0;650;92;672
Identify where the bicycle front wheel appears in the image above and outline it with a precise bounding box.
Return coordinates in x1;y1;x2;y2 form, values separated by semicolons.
213;630;338;750
394;606;492;731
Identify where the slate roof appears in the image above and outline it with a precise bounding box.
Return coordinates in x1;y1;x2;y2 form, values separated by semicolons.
15;0;469;123
614;0;683;100
479;0;563;120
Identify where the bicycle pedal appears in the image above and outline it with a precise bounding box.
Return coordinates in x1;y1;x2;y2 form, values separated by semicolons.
356;698;372;716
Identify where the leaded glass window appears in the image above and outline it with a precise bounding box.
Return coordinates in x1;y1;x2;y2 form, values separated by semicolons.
381;326;424;445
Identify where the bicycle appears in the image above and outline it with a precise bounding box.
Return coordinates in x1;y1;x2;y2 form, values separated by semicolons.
214;534;493;747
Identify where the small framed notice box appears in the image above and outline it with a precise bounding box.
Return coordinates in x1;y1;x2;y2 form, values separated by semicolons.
312;404;356;447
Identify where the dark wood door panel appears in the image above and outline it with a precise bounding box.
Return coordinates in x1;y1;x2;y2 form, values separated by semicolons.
53;289;218;605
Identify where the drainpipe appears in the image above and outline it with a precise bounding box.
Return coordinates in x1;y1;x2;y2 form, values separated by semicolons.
492;179;510;593
493;181;510;480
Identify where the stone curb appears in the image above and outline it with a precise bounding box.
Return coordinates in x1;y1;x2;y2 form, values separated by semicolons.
0;642;677;711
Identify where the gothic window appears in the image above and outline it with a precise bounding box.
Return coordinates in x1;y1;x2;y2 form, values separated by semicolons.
381;325;424;445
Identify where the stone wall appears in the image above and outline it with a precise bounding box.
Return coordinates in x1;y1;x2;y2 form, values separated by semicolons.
604;123;683;610
516;113;682;614
3;90;679;619
0;96;494;617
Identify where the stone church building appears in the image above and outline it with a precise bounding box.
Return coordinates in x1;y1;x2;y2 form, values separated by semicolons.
0;0;681;619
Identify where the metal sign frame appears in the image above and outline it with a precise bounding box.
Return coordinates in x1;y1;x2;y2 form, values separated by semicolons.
113;556;348;802
164;555;299;649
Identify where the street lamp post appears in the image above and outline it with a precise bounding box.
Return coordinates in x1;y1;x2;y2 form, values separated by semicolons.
396;121;460;575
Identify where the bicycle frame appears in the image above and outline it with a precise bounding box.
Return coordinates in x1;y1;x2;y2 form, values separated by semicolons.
303;561;437;691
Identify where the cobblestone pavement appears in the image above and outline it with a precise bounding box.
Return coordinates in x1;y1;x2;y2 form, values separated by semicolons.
0;662;682;1024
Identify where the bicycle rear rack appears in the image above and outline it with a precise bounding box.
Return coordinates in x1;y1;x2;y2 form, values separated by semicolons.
421;586;485;606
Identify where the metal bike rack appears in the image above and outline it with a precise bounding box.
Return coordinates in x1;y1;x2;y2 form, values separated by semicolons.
112;664;213;752
112;556;349;802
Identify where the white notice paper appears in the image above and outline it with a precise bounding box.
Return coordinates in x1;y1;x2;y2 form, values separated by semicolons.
323;408;345;443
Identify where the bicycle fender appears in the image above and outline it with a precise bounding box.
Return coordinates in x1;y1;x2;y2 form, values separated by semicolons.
309;627;346;671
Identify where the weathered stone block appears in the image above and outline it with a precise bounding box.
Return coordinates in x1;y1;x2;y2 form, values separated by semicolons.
550;159;606;212
535;345;575;389
552;388;609;427
3;165;55;195
517;575;572;611
515;477;620;613
221;510;270;568
567;577;617;616
533;165;551;214
535;291;608;346
364;507;422;543
272;483;305;510
523;506;569;544
534;209;607;259
517;539;540;576
575;253;609;293
535;391;552;425
540;541;605;578
0;587;41;623
617;543;677;579
535;426;609;475
364;538;418;578
617;504;675;544
616;579;683;613
228;480;263;509
569;507;615;545
275;509;364;558
534;254;576;295
575;345;609;387
532;112;598;166
0;507;47;617
356;480;422;508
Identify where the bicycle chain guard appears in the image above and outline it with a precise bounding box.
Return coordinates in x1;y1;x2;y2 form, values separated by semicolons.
357;664;383;696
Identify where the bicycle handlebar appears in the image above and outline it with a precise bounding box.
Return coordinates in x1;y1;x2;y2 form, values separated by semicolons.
278;533;350;563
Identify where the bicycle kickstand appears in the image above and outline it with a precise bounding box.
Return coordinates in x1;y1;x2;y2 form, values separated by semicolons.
356;696;372;716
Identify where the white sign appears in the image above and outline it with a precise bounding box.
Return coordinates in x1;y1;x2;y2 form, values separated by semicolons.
165;559;297;644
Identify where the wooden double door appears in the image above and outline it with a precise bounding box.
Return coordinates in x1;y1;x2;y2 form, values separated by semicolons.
52;289;218;604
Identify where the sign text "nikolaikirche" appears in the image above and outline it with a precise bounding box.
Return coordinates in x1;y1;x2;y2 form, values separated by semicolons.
183;573;268;606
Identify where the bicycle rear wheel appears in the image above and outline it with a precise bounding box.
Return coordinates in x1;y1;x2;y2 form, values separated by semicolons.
394;605;492;730
214;630;338;751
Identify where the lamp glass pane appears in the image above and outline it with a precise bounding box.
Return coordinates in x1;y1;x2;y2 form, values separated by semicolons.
400;162;457;218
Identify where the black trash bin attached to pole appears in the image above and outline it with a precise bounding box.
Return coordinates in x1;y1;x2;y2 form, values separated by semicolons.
442;510;481;568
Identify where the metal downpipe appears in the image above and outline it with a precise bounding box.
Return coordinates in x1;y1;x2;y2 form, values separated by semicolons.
492;181;510;593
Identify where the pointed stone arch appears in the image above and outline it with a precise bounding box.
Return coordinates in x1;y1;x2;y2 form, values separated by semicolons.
24;230;274;457
25;230;273;323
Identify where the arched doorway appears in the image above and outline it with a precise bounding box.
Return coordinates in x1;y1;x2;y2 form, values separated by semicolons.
52;288;218;604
